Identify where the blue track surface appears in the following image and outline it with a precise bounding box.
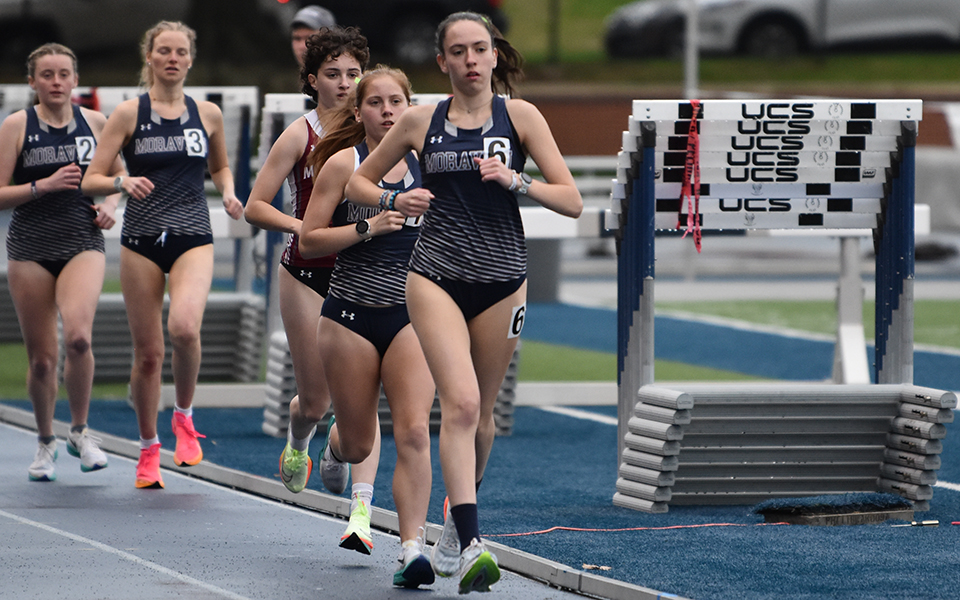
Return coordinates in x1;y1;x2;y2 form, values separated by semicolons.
5;398;958;600
524;302;960;389
3;302;959;599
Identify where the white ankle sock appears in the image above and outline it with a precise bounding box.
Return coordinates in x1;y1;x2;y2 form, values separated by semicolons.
351;483;374;512
140;436;160;450
174;405;193;418
288;425;317;452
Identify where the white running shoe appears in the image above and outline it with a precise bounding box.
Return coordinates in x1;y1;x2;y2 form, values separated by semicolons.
28;440;58;482
458;538;500;594
394;536;435;588
319;416;349;494
431;497;460;577
67;427;108;472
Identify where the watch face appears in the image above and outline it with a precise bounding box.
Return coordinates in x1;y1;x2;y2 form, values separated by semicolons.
520;173;533;185
356;220;369;234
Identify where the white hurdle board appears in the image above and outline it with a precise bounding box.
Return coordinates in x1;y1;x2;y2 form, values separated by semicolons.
633;99;922;122
610;98;953;514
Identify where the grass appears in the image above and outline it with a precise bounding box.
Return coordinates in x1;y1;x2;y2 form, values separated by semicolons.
517;340;768;382
658;299;960;350
0;298;953;397
2;1;955;94
501;0;960;92
516;298;960;382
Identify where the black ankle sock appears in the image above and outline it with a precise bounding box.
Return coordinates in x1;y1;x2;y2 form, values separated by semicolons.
70;424;87;434
39;435;56;445
450;503;480;551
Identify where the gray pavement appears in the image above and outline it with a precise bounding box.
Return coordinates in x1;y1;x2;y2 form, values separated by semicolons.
0;412;662;600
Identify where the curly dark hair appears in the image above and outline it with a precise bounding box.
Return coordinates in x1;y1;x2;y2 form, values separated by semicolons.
300;26;370;100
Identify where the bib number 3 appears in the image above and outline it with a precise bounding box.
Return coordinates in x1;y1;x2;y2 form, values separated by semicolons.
183;128;208;157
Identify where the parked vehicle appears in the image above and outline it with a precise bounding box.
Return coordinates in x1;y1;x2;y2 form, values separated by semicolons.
281;0;509;64
605;0;960;59
0;0;191;62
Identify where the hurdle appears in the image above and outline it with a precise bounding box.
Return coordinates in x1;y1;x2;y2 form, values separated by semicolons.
612;99;956;513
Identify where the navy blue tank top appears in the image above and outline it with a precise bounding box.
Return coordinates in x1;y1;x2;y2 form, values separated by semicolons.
120;94;211;237
328;141;422;306
7;105;104;261
411;95;527;283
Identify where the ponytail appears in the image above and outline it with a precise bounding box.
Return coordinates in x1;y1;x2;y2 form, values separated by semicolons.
436;12;524;97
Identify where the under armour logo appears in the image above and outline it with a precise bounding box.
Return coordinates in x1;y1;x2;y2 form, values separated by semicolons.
27;134;39;143
341;311;355;321
430;135;443;144
126;237;139;246
300;270;312;279
140;124;152;131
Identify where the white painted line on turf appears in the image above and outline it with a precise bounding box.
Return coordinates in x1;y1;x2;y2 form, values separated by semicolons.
538;405;618;425
935;480;960;493
0;508;254;600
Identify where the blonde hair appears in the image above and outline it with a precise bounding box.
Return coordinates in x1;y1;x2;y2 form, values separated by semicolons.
139;21;197;88
27;43;78;79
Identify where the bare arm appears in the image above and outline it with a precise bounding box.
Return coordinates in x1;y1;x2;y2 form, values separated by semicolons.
346;104;433;217
0;111;33;211
200;101;242;220
81;107;123;230
487;99;583;218
299;148;405;258
244;117;309;235
81;99;156;200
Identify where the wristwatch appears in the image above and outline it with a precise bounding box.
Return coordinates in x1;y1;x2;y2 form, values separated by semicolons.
355;219;372;240
517;172;533;195
113;176;124;193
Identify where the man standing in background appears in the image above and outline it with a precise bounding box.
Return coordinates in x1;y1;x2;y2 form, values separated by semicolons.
291;5;337;66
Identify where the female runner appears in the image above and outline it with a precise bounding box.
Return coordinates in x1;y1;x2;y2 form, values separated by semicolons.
300;66;435;588
345;12;582;594
0;43;122;481
82;21;243;489
244;27;382;500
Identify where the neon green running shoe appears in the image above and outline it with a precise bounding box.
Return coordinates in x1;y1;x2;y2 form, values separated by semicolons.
279;443;312;493
458;538;500;594
339;499;373;555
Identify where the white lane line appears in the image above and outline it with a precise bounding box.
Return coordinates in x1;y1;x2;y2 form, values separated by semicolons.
538;405;618;426
536;407;960;495
0;508;253;600
935;480;960;493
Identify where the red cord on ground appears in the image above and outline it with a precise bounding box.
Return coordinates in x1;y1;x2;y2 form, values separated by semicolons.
486;522;789;538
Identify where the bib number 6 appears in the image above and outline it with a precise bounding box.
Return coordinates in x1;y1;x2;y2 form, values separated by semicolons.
508;303;526;339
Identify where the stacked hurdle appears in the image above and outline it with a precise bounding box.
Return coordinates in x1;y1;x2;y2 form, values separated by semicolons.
611;99;956;513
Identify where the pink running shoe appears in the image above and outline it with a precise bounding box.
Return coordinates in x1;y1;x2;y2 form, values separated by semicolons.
135;443;164;489
171;412;205;467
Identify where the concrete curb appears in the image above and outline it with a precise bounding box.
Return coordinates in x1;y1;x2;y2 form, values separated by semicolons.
0;403;686;600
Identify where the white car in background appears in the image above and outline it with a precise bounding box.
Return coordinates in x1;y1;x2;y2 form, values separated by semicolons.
605;0;960;59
